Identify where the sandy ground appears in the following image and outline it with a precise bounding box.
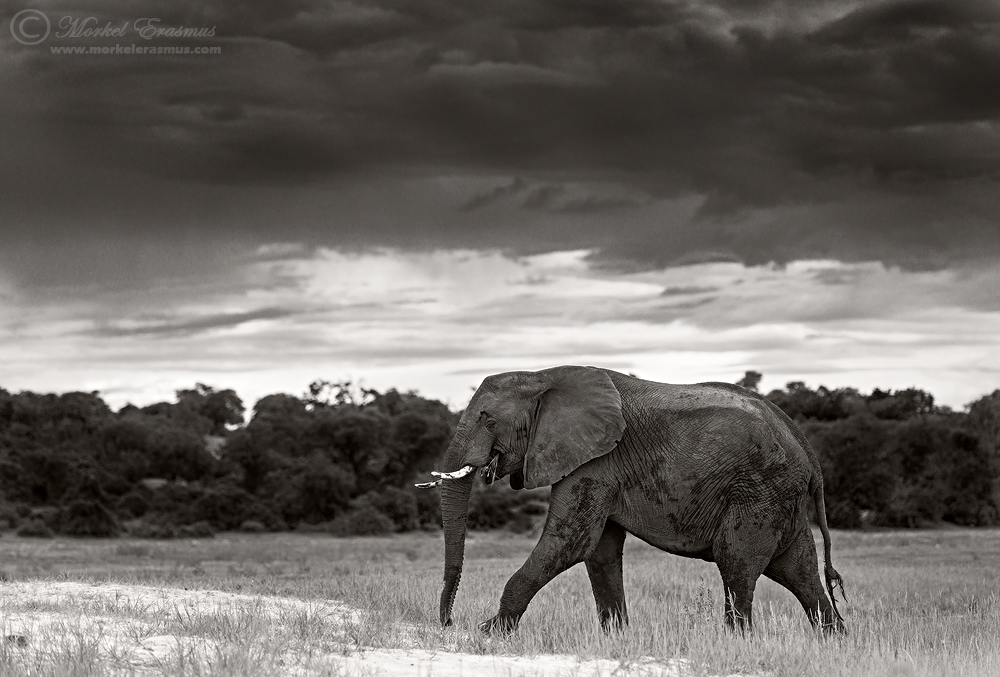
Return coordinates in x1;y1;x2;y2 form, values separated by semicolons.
0;581;734;676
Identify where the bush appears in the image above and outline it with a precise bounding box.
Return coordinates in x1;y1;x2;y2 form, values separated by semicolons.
129;521;176;539
827;501;861;529
873;484;942;528
128;514;179;539
975;504;1000;527
293;520;333;533
0;503;21;530
176;520;215;538
145;482;205;524
506;511;535;534
187;483;285;532
873;500;922;528
359;487;418;532
239;519;267;533
327;505;394;536
468;484;523;529
414;488;441;528
464;484;551;531
30;506;61;530
241;500;287;532
58;500;121;537
17;517;54;538
189;484;251;530
116;491;150;518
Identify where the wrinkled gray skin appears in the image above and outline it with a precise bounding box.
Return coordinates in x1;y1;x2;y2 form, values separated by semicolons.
436;366;845;636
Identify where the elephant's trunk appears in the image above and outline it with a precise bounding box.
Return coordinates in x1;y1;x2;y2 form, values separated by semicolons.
437;420;479;627
439;469;474;626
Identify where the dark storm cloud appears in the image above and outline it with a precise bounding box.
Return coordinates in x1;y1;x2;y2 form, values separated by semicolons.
521;185;566;211
818;0;1000;41
2;0;999;270
460;177;527;211
462;177;650;213
18;0;998;182
558;193;650;213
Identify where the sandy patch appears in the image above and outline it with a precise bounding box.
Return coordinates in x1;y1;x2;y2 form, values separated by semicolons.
0;581;725;676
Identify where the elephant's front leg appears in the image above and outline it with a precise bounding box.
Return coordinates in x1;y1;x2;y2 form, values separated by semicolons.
480;481;612;636
479;524;604;636
585;520;628;632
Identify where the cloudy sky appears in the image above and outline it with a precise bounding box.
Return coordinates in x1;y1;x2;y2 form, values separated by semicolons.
1;0;999;411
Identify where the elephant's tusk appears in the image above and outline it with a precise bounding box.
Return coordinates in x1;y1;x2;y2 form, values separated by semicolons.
417;464;476;487
431;465;476;480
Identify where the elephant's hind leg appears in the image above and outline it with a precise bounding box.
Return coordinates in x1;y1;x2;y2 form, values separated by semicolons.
763;521;845;634
713;507;780;632
585;520;628;632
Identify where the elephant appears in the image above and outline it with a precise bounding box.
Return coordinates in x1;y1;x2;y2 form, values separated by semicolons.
420;366;846;636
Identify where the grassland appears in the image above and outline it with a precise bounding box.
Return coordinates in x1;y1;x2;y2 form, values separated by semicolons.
1;527;999;676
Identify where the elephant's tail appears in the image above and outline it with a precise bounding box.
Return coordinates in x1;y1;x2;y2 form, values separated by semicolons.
812;484;846;622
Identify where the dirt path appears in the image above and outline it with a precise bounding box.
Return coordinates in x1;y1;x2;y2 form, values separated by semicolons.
1;581;697;676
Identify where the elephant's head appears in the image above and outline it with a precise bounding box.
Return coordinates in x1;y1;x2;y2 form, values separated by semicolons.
428;365;626;626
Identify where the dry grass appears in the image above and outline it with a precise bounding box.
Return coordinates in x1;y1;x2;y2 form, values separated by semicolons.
0;527;999;675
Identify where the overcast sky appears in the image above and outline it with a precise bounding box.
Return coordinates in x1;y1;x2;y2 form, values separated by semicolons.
2;0;999;411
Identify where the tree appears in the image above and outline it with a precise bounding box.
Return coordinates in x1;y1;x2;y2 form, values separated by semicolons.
15;450;72;504
357;487;419;532
176;384;245;434
767;382;863;421
253;393;307;420
223;430;279;494
304;408;389;493
140;400;212;435
736;371;762;392
242;395;310;461
805;415;895;519
381;404;453;487
58;473;121;537
305;380;375;409
966;390;1000;508
967;390;1000;462
868;388;936;420
0;388;13;427
291;453;355;523
99;417;154;481
942;428;995;525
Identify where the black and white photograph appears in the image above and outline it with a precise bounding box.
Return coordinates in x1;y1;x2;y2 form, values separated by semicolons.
1;1;999;674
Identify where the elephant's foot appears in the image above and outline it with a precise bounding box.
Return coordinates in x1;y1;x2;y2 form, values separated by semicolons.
820;617;847;636
478;614;518;637
599;609;628;634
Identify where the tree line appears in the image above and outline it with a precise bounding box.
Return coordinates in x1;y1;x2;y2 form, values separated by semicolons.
738;371;1000;528
0;375;997;538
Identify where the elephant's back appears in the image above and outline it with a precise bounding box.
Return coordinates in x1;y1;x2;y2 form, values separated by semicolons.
658;382;772;419
602;370;770;418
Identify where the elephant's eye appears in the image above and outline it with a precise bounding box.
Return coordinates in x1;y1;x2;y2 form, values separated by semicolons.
485;418;497;432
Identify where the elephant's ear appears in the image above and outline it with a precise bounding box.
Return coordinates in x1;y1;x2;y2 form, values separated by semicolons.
522;366;626;489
